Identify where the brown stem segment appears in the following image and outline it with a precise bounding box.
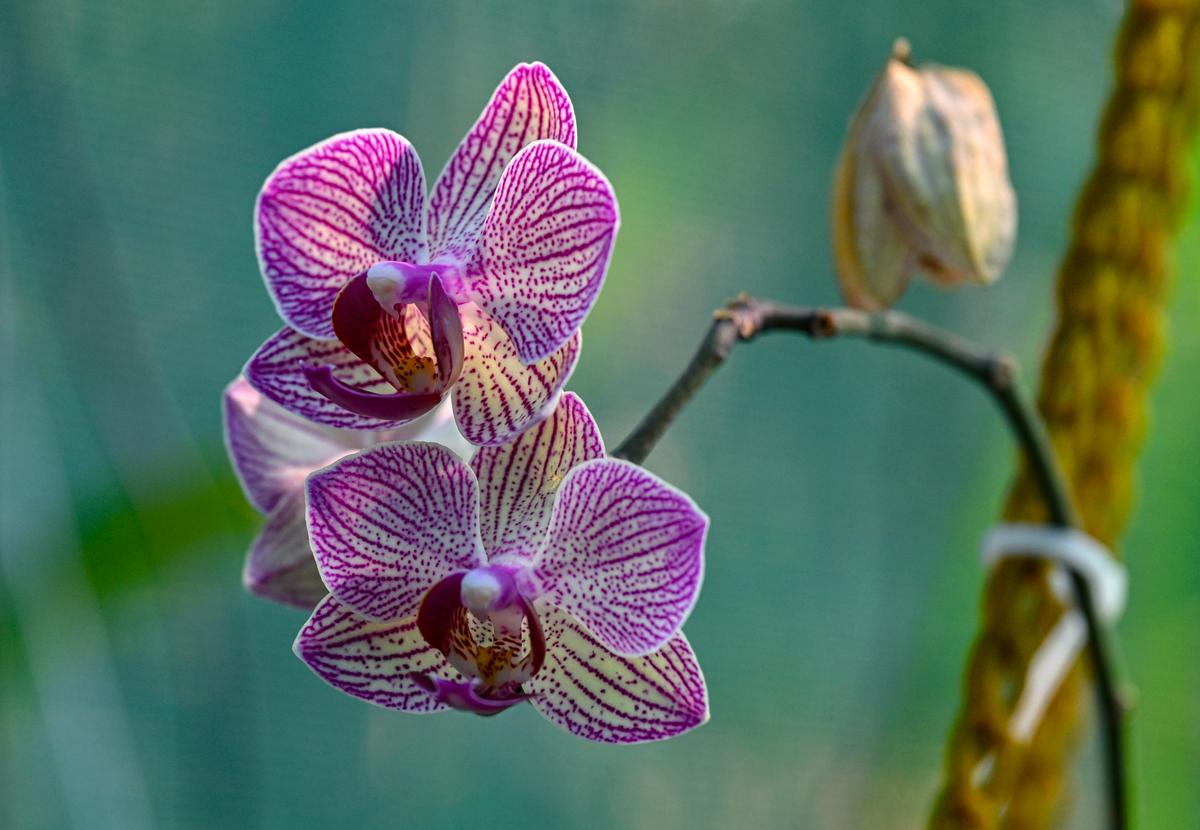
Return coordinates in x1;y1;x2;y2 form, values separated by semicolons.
612;295;1126;829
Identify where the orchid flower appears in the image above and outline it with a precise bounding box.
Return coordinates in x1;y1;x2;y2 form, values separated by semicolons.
294;393;709;743
244;62;619;446
223;375;470;608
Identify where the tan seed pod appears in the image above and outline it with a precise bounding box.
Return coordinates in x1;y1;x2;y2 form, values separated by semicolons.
832;40;1017;310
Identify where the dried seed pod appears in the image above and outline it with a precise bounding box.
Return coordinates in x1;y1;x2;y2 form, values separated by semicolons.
832;39;1017;310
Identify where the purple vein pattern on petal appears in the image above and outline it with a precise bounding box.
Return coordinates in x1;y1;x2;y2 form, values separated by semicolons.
306;442;485;621
223;376;351;514
528;607;708;743
471;140;618;364
536;459;707;656
295;596;459;711
452;303;580;447
244;491;327;609
257;129;427;339
471;392;604;560
427;63;576;265
245;327;417;431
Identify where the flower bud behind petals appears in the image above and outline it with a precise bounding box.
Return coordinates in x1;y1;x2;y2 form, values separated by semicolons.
832;40;1017;310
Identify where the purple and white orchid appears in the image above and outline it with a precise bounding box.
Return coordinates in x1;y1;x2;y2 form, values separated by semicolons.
245;62;619;446
294;393;709;743
223;375;471;608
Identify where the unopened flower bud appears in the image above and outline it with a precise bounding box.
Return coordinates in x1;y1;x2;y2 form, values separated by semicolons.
832;39;1017;310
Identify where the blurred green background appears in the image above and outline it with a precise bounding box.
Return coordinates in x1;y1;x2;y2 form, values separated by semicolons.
1;1;1196;827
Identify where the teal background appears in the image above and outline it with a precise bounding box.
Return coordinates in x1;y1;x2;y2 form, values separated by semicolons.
1;1;1196;827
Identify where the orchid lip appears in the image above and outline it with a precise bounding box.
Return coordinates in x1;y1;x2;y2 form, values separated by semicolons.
306;271;466;421
409;674;531;716
427;272;465;389
300;363;443;421
416;569;546;696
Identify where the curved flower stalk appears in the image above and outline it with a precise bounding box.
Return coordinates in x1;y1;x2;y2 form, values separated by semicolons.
294;393;710;743
223;375;471;608
244;62;619;446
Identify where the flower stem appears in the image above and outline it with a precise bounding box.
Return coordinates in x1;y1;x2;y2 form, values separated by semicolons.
613;294;1127;829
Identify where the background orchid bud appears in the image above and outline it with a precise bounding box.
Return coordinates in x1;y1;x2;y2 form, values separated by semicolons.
832;39;1017;310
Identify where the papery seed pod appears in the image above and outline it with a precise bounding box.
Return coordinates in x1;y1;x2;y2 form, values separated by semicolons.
832;39;1017;310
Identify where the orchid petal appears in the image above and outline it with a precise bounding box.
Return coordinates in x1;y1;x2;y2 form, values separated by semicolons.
306;442;485;621
451;303;580;446
427;63;576;264
294;596;458;712
471;392;604;559
535;459;707;656
222;376;348;514
243;491;327;609
470;140;618;363
244;327;423;431
256;129;427;339
528;607;708;743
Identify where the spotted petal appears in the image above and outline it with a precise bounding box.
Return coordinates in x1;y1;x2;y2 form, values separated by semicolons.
245;327;428;431
222;376;352;514
528;607;708;743
452;303;580;447
294;596;459;711
306;442;485;621
427;63;576;264
243;491;327;609
535;459;707;656
470;140;618;364
256;129;427;338
471;392;604;560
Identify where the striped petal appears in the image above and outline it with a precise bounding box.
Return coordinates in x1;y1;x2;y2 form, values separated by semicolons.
471;392;604;560
427;63;576;265
470;140;618;364
256;129;428;338
534;459;707;656
243;491;327;610
294;596;458;711
306;442;485;621
528;607;708;744
223;375;349;514
244;327;424;431
451;303;580;447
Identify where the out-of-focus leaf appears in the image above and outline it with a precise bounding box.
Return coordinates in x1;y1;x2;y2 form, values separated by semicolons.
0;462;256;668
